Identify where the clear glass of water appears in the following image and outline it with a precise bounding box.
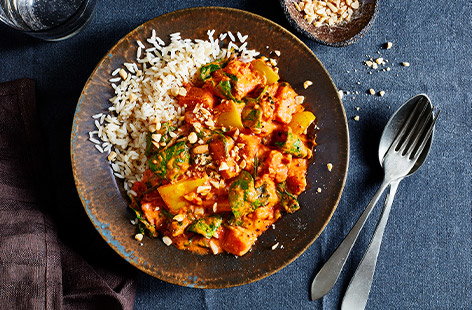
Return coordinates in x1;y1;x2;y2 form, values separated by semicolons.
0;0;97;41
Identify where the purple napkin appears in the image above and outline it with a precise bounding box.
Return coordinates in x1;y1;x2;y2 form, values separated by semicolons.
0;79;136;309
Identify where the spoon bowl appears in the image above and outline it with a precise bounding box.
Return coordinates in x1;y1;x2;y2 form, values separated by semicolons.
280;0;379;46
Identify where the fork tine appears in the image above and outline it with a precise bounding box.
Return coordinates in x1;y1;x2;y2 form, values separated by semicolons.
412;110;440;160
390;96;427;152
399;103;432;154
405;108;433;157
397;97;430;153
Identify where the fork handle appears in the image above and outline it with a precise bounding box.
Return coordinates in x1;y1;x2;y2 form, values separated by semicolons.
341;181;400;310
311;180;391;300
341;180;400;310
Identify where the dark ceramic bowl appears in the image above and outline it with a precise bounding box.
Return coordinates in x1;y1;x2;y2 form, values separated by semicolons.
280;0;379;46
71;7;349;288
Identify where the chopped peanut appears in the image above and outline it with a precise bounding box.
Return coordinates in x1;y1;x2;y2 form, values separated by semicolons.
188;132;198;144
303;80;313;89
193;144;209;154
119;68;127;80
327;163;333;171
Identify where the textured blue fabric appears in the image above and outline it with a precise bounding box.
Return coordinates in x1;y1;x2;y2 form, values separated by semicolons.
1;0;471;309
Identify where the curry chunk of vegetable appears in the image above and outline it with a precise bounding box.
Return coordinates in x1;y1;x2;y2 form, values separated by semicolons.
251;59;280;84
170;217;192;237
157;178;206;213
261;150;291;183
254;175;279;208
237;134;261;172
148;141;190;180
258;97;276;123
277;183;301;213
180;87;216;124
209;134;234;159
242;104;263;131
273;131;311;158
240;205;278;235
209;134;239;179
188;215;223;238
173;234;212;255
222;226;257;256
215;99;244;129
229;171;258;218
134;207;159;237
289;111;316;135
274;83;299;124
141;202;166;228
217;79;239;101
178;87;215;110
199;62;222;81
286;158;308;195
223;60;264;100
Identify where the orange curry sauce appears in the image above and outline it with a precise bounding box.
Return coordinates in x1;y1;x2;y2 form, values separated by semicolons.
131;57;316;256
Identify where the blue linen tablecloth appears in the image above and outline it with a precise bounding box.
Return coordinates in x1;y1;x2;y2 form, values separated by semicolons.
1;0;470;309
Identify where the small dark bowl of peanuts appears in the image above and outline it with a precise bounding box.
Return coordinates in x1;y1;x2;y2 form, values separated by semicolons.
280;0;379;46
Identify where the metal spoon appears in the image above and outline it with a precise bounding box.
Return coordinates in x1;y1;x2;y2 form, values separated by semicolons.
311;94;436;300
341;95;437;310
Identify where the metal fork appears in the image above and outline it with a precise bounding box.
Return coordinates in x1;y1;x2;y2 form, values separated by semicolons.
311;98;438;300
340;107;439;310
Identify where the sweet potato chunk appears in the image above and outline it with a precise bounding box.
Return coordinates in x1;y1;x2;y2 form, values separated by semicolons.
262;150;291;183
141;202;165;227
259;96;276;122
286;158;308;195
209;135;234;160
209;135;239;179
224;60;264;99
178;87;215;109
180;87;216;124
222;226;257;256
274;83;299;124
241;205;277;235
237;134;261;171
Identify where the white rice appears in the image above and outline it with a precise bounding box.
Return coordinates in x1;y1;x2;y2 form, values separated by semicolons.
109;77;121;83
91;30;260;195
111;68;121;76
227;31;235;42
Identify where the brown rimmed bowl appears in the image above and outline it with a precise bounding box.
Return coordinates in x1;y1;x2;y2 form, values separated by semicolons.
280;0;379;47
71;6;349;288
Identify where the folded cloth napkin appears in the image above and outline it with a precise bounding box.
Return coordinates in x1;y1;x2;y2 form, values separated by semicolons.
0;79;136;310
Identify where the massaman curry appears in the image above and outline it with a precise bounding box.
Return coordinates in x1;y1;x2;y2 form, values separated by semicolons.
131;57;316;256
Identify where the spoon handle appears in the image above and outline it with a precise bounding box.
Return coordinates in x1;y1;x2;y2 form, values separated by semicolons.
341;181;400;310
311;180;390;300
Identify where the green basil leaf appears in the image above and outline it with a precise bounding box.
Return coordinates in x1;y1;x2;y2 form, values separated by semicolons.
200;63;221;81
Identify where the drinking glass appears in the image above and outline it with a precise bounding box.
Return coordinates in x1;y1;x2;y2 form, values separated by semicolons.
0;0;96;41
